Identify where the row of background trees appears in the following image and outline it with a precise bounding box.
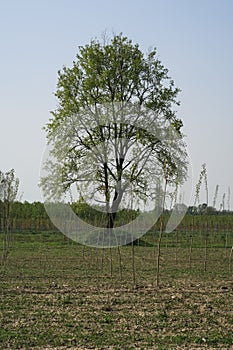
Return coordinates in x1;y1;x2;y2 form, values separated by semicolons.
0;165;232;236
1;196;233;234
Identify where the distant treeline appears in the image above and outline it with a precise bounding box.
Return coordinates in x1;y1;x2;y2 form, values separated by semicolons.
0;200;233;233
0;200;139;232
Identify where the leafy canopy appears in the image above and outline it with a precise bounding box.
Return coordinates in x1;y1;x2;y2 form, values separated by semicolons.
47;34;182;135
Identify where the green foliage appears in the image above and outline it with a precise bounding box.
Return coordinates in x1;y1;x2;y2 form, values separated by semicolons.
46;34;181;128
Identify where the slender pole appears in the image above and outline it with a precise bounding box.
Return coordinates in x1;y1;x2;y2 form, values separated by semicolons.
156;178;167;287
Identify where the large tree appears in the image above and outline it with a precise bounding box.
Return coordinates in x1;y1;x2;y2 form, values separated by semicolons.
41;34;187;245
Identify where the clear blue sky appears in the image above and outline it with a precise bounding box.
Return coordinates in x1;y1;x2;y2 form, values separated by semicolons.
1;0;233;208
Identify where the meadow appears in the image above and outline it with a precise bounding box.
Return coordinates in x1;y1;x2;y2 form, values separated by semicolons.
0;225;233;350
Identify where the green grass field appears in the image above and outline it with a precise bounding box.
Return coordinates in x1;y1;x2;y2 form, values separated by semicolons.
0;231;233;349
